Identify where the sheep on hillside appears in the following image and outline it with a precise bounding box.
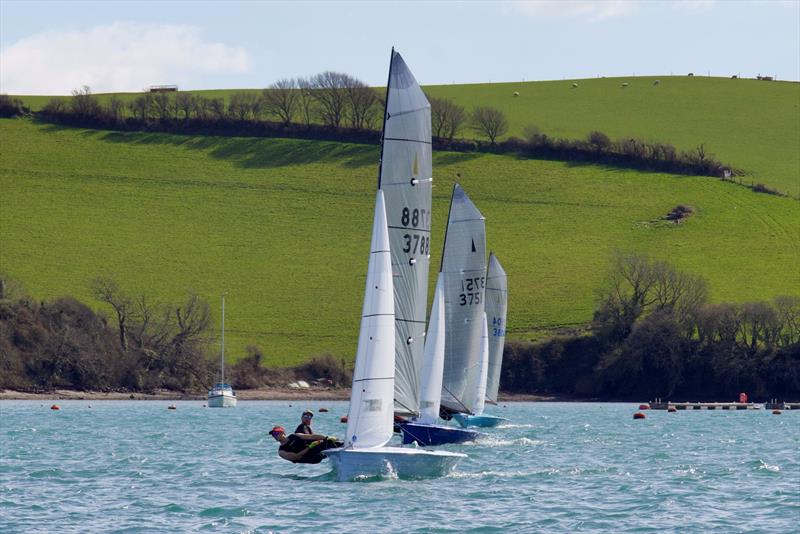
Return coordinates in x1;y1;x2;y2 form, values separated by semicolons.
621;82;629;88
513;91;520;97
572;82;578;88
653;80;660;86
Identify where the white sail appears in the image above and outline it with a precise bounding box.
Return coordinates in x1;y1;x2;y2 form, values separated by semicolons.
470;313;490;416
417;277;445;425
344;190;396;449
440;184;487;414
378;50;432;416
485;253;508;404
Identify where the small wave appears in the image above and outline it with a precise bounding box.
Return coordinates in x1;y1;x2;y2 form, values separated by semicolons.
498;423;534;429
162;503;188;513
28;468;65;479
474;436;543;447
757;460;780;473
198;506;250;518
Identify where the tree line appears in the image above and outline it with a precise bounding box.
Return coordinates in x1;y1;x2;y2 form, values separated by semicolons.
2;260;797;399
1;77;759;187
501;253;800;401
0;274;349;393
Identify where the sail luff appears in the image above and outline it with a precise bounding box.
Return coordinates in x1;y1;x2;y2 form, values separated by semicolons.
417;277;446;425
344;190;396;449
471;313;490;416
485;253;508;404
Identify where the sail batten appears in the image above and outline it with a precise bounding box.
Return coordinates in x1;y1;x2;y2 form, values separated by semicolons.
379;50;432;416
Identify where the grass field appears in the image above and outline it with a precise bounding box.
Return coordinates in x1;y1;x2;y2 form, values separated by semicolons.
1;118;797;367
13;76;800;196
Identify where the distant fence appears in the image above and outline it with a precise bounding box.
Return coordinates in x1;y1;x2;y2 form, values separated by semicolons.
149;85;178;93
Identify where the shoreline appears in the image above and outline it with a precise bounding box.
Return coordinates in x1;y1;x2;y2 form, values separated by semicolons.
0;388;569;402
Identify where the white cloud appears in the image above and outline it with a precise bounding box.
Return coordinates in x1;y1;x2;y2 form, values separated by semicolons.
511;1;638;21
0;22;250;94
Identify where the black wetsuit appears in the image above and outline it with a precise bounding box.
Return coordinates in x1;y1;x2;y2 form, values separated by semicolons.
279;434;342;464
294;423;312;435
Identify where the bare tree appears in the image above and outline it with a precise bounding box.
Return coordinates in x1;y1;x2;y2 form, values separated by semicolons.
70;85;100;117
430;97;466;140
129;93;153;121
309;71;349;128
106;96;125;123
175;92;195;120
91;276;133;350
208;97;226;120
296;77;315;126
262;78;298;125
151;92;174;120
774;295;800;346
470;105;508;144
344;77;379;129
228;91;261;121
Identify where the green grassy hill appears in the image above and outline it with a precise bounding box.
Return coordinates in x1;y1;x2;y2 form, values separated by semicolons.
1;118;797;367
13;76;800;196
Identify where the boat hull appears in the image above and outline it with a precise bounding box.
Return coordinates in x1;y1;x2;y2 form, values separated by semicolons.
324;446;465;481
399;421;482;446
452;414;507;428
207;392;237;408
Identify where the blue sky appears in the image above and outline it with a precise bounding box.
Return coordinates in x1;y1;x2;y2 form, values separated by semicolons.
1;0;798;94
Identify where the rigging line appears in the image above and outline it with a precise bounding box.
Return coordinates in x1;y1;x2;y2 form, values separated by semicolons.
393;398;418;416
395;318;427;324
362;313;394;318
441;384;472;414
383;137;432;145
376;47;395;190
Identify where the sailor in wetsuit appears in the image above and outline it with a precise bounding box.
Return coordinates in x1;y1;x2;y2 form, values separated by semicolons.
270;426;343;464
294;410;314;435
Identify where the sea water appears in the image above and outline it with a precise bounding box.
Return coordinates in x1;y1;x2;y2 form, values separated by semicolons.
1;401;797;533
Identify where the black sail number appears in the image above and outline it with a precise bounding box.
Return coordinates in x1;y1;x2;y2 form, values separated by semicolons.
400;207;428;230
403;234;429;254
459;277;485;306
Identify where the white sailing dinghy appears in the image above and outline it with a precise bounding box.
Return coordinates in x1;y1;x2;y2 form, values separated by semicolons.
208;295;237;408
454;254;509;427
324;189;465;481
439;184;488;421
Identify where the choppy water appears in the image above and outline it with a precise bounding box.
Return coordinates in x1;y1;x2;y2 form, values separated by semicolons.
1;401;798;533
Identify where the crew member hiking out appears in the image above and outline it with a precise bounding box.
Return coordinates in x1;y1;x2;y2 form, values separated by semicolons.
270;426;343;464
295;410;314;435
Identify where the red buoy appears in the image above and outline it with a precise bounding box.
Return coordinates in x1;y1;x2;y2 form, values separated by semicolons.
340;415;348;423
772;410;781;415
667;407;677;413
319;407;329;413
639;404;650;410
633;412;646;419
739;392;748;403
50;404;60;411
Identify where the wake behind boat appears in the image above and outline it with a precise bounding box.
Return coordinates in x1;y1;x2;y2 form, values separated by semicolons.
208;295;237;408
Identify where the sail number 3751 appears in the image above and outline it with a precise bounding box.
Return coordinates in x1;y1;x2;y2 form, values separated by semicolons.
459;277;485;306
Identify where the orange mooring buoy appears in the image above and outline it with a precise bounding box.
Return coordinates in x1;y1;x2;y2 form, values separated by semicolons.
668;406;677;413
340;415;348;423
772;410;781;415
639;404;650;410
633;412;646;419
50;404;60;410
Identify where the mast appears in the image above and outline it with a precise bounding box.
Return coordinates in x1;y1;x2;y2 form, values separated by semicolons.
377;47;395;189
221;294;225;384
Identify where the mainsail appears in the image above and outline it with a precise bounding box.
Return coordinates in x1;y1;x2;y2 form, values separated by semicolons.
378;49;432;416
417;278;446;425
440;184;487;414
485;253;508;404
344;190;395;449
